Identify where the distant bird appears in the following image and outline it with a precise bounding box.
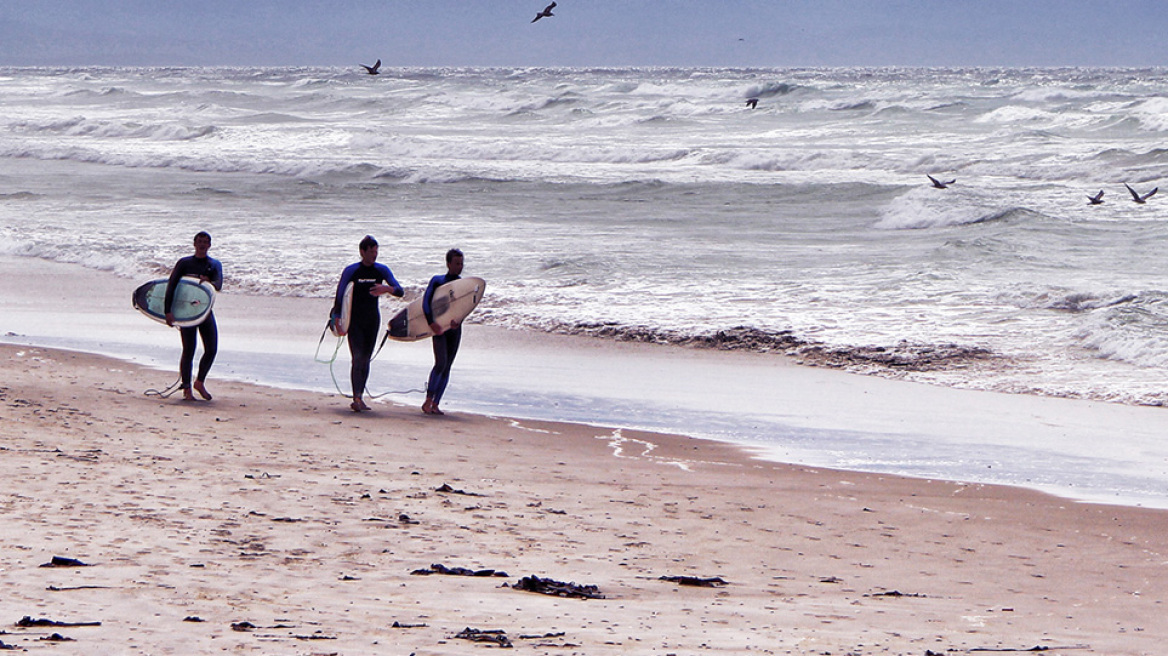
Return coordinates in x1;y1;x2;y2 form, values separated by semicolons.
361;59;381;75
746;98;759;109
928;174;956;189
1125;183;1158;204
531;1;556;22
1087;190;1105;205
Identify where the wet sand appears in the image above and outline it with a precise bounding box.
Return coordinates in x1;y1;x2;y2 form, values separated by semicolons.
2;342;1167;655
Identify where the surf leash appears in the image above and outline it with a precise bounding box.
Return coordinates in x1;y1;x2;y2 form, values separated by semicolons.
315;322;425;399
313;321;344;364
144;378;184;399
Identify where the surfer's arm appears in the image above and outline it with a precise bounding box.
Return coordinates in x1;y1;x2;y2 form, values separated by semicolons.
421;275;441;324
333;264;357;314
163;258;186;315
207;259;223;291
374;265;404;298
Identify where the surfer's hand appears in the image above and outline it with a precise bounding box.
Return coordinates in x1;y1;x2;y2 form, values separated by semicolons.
165;312;175;327
429;322;443;335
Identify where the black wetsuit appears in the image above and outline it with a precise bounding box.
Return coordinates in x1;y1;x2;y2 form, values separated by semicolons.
423;272;462;405
165;255;223;390
334;261;403;398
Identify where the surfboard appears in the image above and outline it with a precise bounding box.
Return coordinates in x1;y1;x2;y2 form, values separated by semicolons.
132;277;215;328
329;281;354;337
386;277;486;342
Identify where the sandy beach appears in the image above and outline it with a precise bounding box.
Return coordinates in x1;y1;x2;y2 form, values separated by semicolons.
2;254;1168;654
1;349;1168;655
6;345;1168;648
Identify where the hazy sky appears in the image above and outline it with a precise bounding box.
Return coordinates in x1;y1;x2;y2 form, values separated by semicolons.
2;1;1167;68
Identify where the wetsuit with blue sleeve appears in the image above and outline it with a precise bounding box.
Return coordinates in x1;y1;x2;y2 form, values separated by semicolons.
423;271;461;406
334;262;403;399
165;254;223;391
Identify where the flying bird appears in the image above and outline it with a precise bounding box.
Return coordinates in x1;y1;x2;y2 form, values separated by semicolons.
1125;183;1158;204
1087;190;1105;205
928;175;956;189
361;59;381;75
746;98;759;109
531;1;556;23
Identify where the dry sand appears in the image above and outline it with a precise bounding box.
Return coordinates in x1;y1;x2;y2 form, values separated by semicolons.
1;342;1167;655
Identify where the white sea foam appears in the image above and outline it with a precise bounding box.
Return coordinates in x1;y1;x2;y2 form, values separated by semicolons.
3;65;1168;409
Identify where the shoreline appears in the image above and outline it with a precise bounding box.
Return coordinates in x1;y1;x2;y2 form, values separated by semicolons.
3;341;1168;654
5;254;1168;510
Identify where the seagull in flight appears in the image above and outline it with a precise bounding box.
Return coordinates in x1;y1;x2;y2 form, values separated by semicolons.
531;1;556;23
1125;183;1158;204
746;98;759;109
1087;190;1105;205
361;59;381;75
928;174;955;189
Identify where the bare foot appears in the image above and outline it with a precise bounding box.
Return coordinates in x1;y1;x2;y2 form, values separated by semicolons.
422;398;435;414
351;399;370;413
193;380;212;400
182;388;196;401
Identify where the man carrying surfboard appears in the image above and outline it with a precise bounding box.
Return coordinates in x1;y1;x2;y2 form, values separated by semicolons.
422;249;465;416
165;231;223;401
333;235;404;412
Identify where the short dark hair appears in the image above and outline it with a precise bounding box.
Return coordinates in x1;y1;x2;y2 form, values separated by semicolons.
194;231;211;242
359;235;378;251
446;248;463;264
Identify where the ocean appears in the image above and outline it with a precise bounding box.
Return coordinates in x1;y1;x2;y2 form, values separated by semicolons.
3;66;1168;505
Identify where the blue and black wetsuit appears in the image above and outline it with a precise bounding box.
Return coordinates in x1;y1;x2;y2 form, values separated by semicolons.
423;272;461;406
165;254;224;390
334;262;403;399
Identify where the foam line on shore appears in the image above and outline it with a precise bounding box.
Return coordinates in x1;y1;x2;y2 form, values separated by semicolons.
4;254;1168;509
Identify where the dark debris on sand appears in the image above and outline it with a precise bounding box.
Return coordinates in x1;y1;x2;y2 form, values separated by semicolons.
39;556;90;568
659;575;728;587
866;589;927;598
411;563;509;577
436;483;483;496
16;616;100;628
455;627;513;648
510;575;604;599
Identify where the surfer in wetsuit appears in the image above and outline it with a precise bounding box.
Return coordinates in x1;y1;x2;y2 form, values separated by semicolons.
165;231;224;401
333;235;404;412
422;248;465;416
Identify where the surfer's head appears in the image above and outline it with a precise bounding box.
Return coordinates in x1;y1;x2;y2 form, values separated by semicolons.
359;235;379;265
193;231;211;256
446;248;464;276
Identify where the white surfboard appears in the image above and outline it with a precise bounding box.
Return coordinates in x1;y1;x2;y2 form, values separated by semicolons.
386;277;485;342
132;276;216;328
329;281;355;337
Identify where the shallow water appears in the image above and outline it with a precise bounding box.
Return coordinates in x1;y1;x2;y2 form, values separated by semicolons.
3;66;1168;507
